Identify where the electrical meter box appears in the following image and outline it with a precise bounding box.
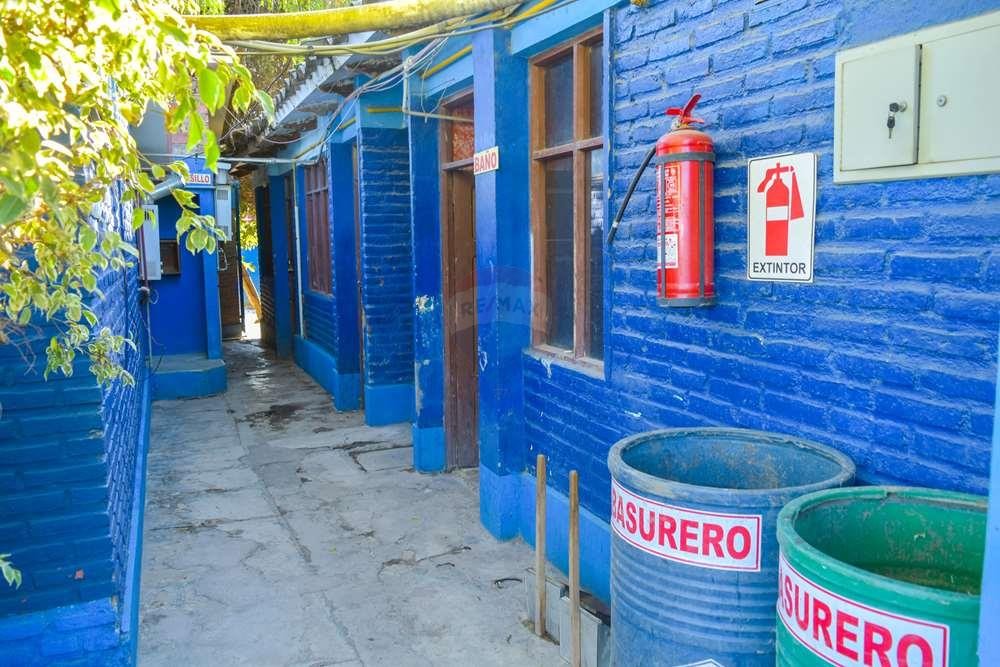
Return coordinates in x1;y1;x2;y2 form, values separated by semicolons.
139;204;161;281
215;186;233;241
834;11;1000;183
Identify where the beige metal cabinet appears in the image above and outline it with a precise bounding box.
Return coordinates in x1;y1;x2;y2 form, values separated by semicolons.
834;10;1000;183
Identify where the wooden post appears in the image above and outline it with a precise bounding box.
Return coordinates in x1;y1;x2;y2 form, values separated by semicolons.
535;454;547;637
569;469;581;667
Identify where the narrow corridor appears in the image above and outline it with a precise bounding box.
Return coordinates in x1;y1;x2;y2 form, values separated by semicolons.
138;340;559;666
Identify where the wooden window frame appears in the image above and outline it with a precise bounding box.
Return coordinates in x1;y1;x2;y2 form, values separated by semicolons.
304;159;332;294
530;27;605;362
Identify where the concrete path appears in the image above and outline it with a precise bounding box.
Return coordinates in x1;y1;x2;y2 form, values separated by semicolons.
139;339;559;666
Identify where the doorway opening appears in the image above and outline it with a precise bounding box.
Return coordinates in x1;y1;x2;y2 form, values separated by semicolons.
440;92;478;469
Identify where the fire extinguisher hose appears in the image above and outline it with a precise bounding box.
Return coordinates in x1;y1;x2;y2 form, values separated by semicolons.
607;145;656;246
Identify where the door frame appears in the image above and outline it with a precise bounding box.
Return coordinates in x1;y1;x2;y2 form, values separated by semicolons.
439;90;478;469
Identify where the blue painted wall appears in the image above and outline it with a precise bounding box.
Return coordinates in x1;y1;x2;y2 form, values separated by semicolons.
0;182;151;663
357;125;416;424
148;195;207;357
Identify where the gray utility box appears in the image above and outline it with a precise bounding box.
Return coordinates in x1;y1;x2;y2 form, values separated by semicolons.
524;567;566;643
558;592;610;667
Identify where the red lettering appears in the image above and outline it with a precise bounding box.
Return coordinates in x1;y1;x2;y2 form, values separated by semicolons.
727;526;753;560
863;621;893;667
813;599;833;648
658;514;677;549
625;502;637;534
638;508;655;541
897;633;934;667
794;585;810;631
614;495;624;526
702;523;724;557
679;519;698;554
782;575;793;617
835;611;860;661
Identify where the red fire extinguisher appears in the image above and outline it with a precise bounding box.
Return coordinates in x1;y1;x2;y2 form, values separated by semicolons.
608;94;715;307
755;162;804;256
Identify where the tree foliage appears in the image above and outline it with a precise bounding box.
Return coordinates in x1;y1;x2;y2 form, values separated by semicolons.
0;0;272;385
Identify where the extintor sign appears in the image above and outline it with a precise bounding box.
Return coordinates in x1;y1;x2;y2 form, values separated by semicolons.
778;555;949;667
747;152;816;283
611;480;762;572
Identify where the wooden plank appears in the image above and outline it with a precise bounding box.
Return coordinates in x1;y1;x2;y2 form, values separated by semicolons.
572;43;588;358
535;454;547;638
569;469;581;667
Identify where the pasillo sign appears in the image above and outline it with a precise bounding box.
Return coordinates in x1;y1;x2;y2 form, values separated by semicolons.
473;146;499;175
778;555;948;667
188;172;213;185
747;152;816;282
611;480;762;572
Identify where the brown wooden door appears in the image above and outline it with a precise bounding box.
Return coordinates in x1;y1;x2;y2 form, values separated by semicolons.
440;92;478;469
442;169;478;468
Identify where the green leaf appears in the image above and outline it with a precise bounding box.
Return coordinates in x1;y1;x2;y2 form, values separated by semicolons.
198;68;224;113
256;90;275;118
0;194;27;225
150;163;165;179
204;134;220;171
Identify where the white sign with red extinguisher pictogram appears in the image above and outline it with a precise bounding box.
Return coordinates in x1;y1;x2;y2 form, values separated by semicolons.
747;152;817;282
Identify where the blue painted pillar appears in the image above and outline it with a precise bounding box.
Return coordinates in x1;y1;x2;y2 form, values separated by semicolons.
473;29;531;539
328;140;362;410
978;328;1000;662
195;184;223;360
408;102;446;472
268;173;292;358
295;164;308;331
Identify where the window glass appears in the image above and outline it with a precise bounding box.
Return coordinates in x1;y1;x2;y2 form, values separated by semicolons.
589;43;605;139
448;100;475;162
544;156;574;350
587;152;604;359
544;54;574;147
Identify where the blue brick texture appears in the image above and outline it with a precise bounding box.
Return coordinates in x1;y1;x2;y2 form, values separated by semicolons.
357;127;414;387
0;599;128;666
523;1;1000;521
0;183;144;661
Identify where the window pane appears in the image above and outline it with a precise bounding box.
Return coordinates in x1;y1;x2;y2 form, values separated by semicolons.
587;151;604;359
588;42;605;139
543;54;574;147
448;99;475;162
544;156;574;350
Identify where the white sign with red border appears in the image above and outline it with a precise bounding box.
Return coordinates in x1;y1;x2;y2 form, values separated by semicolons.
473;146;499;175
747;151;816;283
611;480;762;572
778;554;949;667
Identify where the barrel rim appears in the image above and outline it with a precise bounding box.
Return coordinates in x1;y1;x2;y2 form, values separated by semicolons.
777;485;987;605
606;427;855;506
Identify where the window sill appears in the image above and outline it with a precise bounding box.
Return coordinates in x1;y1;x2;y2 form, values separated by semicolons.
526;345;605;380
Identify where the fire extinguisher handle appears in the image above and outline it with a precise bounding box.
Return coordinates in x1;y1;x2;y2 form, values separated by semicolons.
607;145;656;246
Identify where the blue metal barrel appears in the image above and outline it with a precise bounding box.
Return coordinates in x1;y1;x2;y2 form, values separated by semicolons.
607;428;854;666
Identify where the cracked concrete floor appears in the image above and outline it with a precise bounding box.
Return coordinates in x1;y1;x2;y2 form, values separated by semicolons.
138;339;560;666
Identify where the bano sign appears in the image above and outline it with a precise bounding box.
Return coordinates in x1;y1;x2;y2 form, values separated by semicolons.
746;152;816;283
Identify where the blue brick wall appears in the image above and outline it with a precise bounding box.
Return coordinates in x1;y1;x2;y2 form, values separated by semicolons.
303;291;336;355
521;0;1000;521
357;126;415;387
0;182;148;662
0;599;129;666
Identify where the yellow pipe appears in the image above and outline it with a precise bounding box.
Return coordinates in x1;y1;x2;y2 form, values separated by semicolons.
365;106;404;114
420;45;472;79
187;0;527;41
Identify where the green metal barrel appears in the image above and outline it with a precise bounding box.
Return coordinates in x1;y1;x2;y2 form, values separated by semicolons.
776;486;986;667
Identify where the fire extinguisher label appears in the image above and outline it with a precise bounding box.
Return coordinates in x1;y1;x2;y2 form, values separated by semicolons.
747;152;816;283
659;163;681;270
